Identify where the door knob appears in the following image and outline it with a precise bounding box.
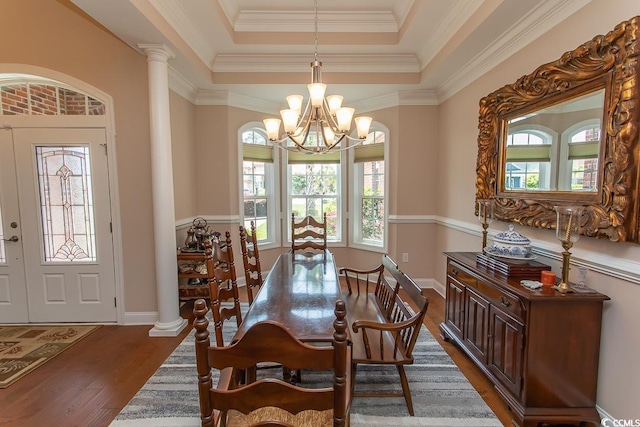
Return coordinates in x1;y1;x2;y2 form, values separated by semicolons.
2;235;19;242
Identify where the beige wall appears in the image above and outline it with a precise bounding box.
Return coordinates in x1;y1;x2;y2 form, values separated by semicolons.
170;91;198;220
436;0;640;418
1;0;158;312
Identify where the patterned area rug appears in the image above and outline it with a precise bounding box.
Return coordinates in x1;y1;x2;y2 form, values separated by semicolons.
110;304;501;427
0;325;101;388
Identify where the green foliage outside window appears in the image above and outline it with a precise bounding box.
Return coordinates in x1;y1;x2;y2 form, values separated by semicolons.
291;164;338;237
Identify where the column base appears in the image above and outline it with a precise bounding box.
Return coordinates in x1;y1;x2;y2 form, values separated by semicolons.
148;317;188;337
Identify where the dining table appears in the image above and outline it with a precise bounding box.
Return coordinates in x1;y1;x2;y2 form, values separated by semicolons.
233;249;343;343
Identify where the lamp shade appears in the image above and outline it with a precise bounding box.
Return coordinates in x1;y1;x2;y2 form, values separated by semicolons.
336;107;355;132
263;118;281;141
286;95;304;116
555;205;583;243
322;125;335;145
308;83;326;107
327;95;343;115
355;116;372;138
280;109;299;133
477;199;494;225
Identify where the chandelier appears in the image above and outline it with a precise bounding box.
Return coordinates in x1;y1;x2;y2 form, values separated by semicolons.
263;0;372;154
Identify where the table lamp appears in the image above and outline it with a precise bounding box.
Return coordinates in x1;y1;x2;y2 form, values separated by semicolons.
477;198;494;250
553;205;583;293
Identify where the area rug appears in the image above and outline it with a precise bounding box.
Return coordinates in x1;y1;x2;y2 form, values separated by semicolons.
0;324;100;388
110;304;501;427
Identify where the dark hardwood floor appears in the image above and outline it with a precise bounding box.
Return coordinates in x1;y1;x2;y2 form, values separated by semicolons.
0;289;515;427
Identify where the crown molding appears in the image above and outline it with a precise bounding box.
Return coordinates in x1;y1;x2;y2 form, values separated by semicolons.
212;54;420;74
436;0;592;102
233;10;399;33
418;0;484;68
149;0;216;68
168;66;198;103
188;87;438;113
194;90;278;114
352;89;438;113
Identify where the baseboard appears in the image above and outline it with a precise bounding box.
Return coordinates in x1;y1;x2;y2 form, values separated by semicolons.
123;311;157;325
415;278;446;298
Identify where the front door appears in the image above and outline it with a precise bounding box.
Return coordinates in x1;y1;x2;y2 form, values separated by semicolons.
0;127;116;323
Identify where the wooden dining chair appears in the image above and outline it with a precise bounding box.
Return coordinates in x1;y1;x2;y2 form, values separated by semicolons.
239;221;263;305
205;231;243;347
193;299;351;427
291;213;327;253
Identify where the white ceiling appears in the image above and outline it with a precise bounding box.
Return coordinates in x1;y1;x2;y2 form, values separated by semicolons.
70;0;592;112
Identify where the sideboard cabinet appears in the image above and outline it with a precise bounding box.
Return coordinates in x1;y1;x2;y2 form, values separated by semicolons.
440;252;609;427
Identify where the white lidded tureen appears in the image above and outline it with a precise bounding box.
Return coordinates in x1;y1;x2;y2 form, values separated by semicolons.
484;224;534;260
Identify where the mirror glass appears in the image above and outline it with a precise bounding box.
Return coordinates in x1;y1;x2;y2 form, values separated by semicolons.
502;89;604;193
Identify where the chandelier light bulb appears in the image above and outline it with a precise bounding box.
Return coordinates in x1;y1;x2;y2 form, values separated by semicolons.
327;95;343;115
263;118;281;141
308;83;327;107
335;107;355;132
280;109;299;133
355;116;373;139
286;95;304;116
322;125;335;143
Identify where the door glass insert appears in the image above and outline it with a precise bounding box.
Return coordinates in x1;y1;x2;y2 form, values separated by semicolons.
35;146;97;262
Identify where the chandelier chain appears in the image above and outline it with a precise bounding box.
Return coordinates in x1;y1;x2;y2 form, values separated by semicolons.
314;0;319;61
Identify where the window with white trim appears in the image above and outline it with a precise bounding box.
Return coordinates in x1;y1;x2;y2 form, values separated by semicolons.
285;133;344;242
350;128;387;250
240;125;278;245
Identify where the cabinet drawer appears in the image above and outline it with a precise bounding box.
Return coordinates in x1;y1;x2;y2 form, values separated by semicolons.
448;261;525;321
448;261;478;286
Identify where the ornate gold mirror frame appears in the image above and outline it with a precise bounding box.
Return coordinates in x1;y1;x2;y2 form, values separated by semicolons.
476;16;640;242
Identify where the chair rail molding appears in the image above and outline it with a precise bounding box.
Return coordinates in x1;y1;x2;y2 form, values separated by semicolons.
176;215;241;229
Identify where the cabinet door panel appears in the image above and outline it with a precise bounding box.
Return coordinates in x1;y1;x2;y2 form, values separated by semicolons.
488;306;524;397
445;279;465;338
464;287;490;363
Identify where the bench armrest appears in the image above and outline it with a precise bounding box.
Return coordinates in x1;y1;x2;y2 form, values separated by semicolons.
351;312;424;360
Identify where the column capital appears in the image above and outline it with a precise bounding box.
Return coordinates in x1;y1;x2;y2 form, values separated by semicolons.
138;44;175;62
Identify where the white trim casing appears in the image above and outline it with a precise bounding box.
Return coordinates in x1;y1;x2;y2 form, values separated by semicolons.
0;64;126;325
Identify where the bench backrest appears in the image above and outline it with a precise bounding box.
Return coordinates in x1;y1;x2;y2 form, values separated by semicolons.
375;255;429;361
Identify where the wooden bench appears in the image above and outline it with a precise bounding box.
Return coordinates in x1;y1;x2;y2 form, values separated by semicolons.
339;254;429;416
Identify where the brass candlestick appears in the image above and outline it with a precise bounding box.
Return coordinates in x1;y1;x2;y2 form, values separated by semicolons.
553;205;583;293
555;239;574;293
477;199;494;250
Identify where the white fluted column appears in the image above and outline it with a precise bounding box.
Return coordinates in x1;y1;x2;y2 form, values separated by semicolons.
139;44;187;337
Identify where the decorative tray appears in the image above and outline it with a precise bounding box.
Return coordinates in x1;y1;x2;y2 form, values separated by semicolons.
476;252;551;278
